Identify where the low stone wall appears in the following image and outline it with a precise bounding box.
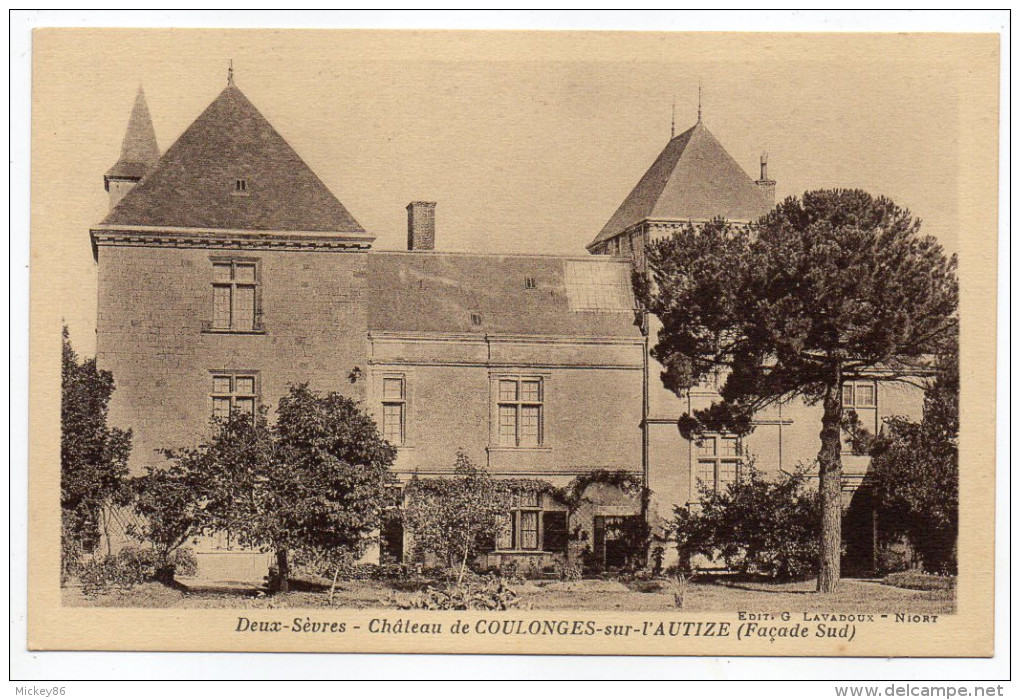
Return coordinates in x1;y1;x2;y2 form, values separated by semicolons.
194;551;272;583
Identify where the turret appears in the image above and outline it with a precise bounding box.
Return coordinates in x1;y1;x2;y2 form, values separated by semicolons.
104;86;160;210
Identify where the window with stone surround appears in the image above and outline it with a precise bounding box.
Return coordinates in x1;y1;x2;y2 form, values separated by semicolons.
210;372;259;421
695;434;741;495
492;492;568;553
842;378;879;439
496;376;544;448
381;376;406;446
210;258;261;332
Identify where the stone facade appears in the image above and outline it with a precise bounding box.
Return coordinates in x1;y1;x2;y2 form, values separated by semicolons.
96;241;370;473
90;81;930;579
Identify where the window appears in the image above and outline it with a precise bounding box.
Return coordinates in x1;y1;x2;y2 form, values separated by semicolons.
524;276;537;290
497;377;543;447
211;259;260;331
381;376;406;446
842;379;879;438
233;178;249;195
211;372;258;421
695;434;741;494
493;492;568;553
470;313;482;326
843;381;876;408
519;511;539;550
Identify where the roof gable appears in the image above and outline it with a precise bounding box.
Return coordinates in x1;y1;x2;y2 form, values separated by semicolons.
590;121;769;247
101;84;365;234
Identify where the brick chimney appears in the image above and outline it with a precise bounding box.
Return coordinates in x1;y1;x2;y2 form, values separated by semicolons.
406;201;436;251
755;152;776;208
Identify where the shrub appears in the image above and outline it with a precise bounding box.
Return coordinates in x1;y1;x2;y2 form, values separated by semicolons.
405;576;521;610
78;545;197;594
555;561;583;582
673;464;820;580
169;547;198;577
497;558;521;581
79;546;158;595
61;521;85;585
883;570;956;592
626;578;667;593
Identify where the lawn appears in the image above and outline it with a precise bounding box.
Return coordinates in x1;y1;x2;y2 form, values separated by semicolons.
63;576;955;614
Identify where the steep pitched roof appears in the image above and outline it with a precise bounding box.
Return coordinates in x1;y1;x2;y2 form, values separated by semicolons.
367;251;640;338
589;120;770;248
101;83;365;234
105;87;160;183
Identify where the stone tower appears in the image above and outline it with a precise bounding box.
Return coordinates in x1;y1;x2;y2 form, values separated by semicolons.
104;86;160;209
587;117;775;269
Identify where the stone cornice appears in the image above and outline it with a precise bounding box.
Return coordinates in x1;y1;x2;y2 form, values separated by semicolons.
90;224;375;256
586;218;756;251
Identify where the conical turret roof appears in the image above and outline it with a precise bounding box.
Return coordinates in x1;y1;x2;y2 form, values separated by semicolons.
589;120;770;249
102;82;365;234
105;87;160;183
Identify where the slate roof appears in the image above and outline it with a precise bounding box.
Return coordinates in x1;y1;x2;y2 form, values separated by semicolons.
367;251;641;338
101;83;365;234
589;120;770;249
105;87;160;184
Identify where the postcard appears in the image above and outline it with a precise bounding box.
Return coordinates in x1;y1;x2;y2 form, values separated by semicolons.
28;28;998;656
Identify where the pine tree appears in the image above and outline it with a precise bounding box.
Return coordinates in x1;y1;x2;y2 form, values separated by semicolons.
639;190;958;592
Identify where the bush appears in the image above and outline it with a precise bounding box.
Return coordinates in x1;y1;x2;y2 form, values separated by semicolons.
405;576;521;610
555;561;583;582
78;545;196;594
61;521;85;585
169;547;198;577
626;578;667;593
372;563;413;581
79;546;158;595
883;570;956;592
496;558;522;581
674;465;820;580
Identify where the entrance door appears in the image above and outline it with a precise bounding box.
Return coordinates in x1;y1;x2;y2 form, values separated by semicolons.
380;511;403;564
594;515;632;570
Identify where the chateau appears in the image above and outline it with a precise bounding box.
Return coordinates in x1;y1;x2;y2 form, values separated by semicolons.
91;76;925;577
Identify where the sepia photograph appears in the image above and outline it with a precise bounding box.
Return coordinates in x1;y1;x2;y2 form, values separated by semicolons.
23;23;1000;662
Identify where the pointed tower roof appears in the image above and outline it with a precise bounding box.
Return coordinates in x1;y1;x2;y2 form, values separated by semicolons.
588;120;770;249
101;82;365;234
105;86;160;183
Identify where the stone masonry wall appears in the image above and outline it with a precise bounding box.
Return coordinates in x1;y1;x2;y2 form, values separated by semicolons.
95;243;369;473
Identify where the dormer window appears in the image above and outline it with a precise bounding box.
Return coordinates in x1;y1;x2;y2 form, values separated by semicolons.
233;178;249;196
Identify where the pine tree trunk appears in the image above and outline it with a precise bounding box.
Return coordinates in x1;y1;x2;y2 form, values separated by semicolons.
817;375;844;593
